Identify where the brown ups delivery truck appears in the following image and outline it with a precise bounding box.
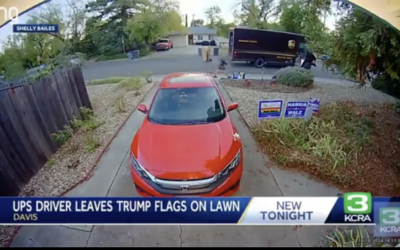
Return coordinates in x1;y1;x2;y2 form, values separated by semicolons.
229;27;305;68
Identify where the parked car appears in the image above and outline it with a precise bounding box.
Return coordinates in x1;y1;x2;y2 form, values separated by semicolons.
131;72;243;197
210;40;217;46
200;41;210;46
156;38;173;51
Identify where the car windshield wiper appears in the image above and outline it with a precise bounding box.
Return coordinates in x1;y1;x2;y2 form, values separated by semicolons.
148;117;167;125
178;121;209;125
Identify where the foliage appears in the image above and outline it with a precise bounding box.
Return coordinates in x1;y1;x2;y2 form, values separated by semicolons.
29;64;56;81
85;134;101;153
321;226;399;247
191;19;204;27
88;77;132;85
115;77;143;91
233;0;280;29
95;54;127;62
275;66;314;87
0;0;183;76
51;125;73;145
249;101;400;195
70;107;102;133
205;5;223;27
321;5;400;85
125;1;186;51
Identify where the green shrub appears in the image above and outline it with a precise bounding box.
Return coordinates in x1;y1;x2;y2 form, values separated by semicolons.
85;134;101;153
275;66;314;87
51;125;73;145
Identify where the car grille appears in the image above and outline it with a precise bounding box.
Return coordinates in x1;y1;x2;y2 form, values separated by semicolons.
145;152;241;195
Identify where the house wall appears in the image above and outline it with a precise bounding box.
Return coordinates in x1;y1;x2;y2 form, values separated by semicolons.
169;35;188;47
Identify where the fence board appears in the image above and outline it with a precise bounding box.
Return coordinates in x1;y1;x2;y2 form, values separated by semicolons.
0;67;92;196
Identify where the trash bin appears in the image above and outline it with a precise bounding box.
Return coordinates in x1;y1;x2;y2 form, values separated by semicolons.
213;47;219;56
132;50;140;59
127;52;133;59
127;50;140;59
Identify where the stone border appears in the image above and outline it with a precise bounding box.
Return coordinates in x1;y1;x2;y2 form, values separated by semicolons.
4;83;157;247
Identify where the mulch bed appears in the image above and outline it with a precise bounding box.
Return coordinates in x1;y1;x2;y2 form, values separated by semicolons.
221;79;313;93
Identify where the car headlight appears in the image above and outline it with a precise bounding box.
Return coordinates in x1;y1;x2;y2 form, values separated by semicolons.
216;149;241;180
130;153;156;182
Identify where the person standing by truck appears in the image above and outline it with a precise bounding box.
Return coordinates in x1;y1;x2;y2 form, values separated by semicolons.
300;46;316;69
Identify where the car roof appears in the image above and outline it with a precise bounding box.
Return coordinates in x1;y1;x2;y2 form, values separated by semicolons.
159;72;216;88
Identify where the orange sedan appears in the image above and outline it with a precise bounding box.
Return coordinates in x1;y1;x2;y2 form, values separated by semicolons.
130;72;243;197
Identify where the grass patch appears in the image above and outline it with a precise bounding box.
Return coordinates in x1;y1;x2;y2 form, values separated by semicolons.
95;53;127;62
88;77;131;85
251;101;400;195
115;77;143;91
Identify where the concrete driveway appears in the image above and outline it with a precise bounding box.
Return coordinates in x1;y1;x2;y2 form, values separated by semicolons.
11;76;339;247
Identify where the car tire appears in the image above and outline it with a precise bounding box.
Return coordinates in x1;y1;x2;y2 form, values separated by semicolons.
254;58;265;68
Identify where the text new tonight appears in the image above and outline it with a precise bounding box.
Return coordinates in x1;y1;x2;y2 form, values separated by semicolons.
12;200;241;213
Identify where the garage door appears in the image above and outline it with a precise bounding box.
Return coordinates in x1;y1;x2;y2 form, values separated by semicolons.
170;35;188;48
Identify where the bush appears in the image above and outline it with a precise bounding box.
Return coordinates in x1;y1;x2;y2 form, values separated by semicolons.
371;73;400;98
275;66;314;87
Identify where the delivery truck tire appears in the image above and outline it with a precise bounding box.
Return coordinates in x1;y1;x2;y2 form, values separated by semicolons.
254;58;265;68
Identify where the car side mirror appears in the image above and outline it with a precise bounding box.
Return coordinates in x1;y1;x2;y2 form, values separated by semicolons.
138;104;147;114
227;103;239;112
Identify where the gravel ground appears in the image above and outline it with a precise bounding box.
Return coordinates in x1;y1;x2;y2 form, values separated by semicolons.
222;80;399;125
0;82;155;247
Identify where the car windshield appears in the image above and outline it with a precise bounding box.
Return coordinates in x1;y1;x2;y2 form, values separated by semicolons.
159;40;168;43
148;87;226;125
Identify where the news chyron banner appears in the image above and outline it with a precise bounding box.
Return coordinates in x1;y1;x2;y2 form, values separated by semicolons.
0;0;58;33
1;194;400;237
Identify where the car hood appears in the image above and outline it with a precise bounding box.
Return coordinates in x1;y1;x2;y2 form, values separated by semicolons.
132;118;239;179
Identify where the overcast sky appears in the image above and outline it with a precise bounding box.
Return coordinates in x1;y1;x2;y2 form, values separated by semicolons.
0;0;336;49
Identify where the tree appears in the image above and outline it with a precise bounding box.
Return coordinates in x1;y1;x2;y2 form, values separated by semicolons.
205;5;222;27
323;5;400;83
65;0;88;53
125;0;186;51
86;0;150;53
191;19;204;27
233;0;279;28
215;22;235;38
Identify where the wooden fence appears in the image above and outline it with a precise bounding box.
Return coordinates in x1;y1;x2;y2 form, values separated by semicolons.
0;67;92;196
